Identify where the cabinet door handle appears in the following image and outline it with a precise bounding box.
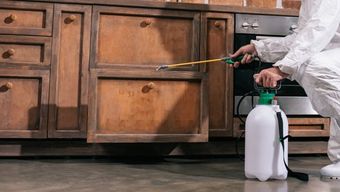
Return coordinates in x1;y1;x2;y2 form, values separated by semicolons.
65;15;77;24
3;48;15;58
1;82;13;91
214;21;222;29
141;19;152;27
147;82;155;89
142;82;156;93
5;82;13;89
4;14;17;24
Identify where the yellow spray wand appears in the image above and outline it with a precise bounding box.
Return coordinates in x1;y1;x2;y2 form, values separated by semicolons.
155;55;244;71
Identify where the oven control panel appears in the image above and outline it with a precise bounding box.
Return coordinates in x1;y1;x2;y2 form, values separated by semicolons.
235;14;298;36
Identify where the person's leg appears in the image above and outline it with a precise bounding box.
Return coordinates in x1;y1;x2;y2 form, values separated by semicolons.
327;118;340;162
294;48;340;178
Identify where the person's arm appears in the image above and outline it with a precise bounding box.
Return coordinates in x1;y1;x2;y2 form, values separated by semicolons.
273;0;340;80
251;33;297;63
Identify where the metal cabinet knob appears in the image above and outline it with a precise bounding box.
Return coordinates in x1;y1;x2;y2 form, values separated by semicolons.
290;24;298;31
241;22;250;29
251;22;259;29
3;48;15;58
64;15;77;24
4;14;17;24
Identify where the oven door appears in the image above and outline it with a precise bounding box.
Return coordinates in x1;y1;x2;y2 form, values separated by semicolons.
234;35;318;115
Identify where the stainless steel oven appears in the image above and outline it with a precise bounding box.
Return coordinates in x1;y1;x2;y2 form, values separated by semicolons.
234;14;318;116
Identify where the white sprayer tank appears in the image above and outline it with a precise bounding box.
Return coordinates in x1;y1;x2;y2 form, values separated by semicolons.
245;93;288;182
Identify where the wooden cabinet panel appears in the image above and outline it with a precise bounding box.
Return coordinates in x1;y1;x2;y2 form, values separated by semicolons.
92;6;200;70
287;118;330;137
283;0;301;9
88;70;208;143
179;0;206;3
0;69;49;138
0;1;53;36
209;0;244;6
48;4;91;138
0;35;51;67
202;13;234;137
246;0;277;8
233;117;330;137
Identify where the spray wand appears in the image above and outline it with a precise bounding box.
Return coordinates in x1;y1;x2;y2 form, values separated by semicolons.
155;55;244;71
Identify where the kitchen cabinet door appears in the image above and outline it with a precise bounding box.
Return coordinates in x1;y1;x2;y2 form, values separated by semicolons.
87;70;208;143
48;4;91;138
0;69;49;138
202;13;234;137
91;6;200;71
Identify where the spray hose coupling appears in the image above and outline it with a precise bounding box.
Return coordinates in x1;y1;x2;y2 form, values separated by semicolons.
222;55;244;65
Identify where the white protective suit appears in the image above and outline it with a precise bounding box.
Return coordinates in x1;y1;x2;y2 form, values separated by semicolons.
251;0;340;162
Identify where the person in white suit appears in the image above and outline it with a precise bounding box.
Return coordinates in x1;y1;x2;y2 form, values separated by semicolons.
231;0;340;179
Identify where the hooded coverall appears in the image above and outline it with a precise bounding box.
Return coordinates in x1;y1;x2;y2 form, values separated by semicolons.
251;0;340;162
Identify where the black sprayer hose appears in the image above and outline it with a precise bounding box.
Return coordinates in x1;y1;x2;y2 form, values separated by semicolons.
236;90;256;124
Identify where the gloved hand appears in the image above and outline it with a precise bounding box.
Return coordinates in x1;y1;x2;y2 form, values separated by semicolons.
229;44;257;68
254;67;289;88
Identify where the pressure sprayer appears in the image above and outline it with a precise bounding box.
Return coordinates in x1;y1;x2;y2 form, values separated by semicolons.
245;77;309;182
156;55;309;182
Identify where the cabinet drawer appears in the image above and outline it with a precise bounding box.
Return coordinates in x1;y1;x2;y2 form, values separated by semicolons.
0;1;53;36
233;117;330;137
92;6;200;70
0;70;49;138
88;70;208;143
0;36;51;67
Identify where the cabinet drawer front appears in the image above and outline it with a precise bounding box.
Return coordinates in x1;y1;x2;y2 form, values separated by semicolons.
92;6;200;69
0;36;51;66
0;2;53;36
233;117;330;137
88;71;208;143
0;70;49;138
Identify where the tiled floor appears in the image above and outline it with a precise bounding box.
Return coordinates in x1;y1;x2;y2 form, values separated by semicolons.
0;156;339;192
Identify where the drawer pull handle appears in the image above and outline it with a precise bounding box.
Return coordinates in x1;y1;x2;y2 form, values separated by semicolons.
3;49;15;58
141;19;152;27
214;21;222;29
147;82;155;89
65;15;77;24
142;82;155;93
5;82;13;90
0;82;13;92
4;14;17;24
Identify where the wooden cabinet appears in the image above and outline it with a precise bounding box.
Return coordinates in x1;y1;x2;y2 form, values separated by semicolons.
0;0;328;150
202;13;234;137
0;1;53;36
91;6;200;70
0;69;49;138
88;70;208;143
0;1;52;138
48;4;91;138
